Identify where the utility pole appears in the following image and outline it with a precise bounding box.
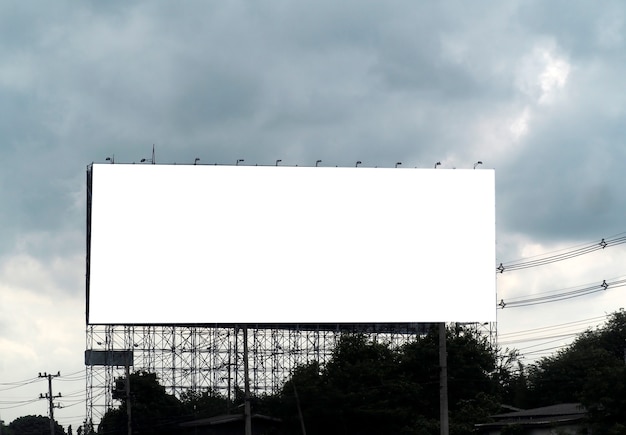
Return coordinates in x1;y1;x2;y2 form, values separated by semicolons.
125;360;132;435
39;371;61;435
439;323;449;435
242;325;252;435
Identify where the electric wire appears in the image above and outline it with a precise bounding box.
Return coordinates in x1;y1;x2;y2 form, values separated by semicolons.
518;344;570;359
498;310;623;366
497;276;626;309
518;334;577;351
497;315;606;339
0;377;40;389
0;370;86;418
497;318;605;361
57;369;86;381
494;233;626;366
0;398;41;410
496;232;626;273
505;335;585;364
498;332;580;346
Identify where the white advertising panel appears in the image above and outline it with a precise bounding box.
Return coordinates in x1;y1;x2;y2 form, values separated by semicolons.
87;164;495;323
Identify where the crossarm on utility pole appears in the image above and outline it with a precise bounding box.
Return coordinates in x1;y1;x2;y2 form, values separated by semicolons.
38;371;61;435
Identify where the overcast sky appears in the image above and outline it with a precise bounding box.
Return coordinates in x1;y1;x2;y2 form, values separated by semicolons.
1;1;626;430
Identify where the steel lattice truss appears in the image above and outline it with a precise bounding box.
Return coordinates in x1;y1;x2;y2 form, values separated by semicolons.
84;323;494;428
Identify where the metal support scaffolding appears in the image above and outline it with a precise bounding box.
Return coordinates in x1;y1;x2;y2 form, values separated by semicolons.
85;323;466;428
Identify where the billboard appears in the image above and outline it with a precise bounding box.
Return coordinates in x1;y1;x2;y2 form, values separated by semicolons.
86;164;495;324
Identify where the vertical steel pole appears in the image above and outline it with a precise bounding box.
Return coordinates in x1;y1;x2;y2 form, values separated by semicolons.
243;325;252;435
439;322;449;435
126;362;132;435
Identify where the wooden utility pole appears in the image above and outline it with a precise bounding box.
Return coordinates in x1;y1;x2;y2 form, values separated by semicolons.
439;323;449;435
38;371;61;435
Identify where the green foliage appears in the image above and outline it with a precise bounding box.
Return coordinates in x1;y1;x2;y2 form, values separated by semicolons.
8;415;65;435
272;325;500;434
399;325;498;417
496;354;530;409
179;388;229;420
1;420;12;435
451;392;500;435
523;309;626;430
80;419;95;435
98;371;183;434
98;373;233;434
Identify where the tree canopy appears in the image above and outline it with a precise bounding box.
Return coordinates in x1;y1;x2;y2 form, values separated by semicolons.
523;309;626;432
96;324;500;435
97;371;195;434
6;415;65;435
274;325;501;434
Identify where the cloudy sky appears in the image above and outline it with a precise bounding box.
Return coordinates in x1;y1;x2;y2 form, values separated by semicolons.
1;0;626;430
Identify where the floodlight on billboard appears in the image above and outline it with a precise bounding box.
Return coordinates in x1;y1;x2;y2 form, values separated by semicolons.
86;164;495;324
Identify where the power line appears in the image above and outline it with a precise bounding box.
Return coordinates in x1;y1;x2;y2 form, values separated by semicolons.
496;233;626;273
494;233;625;366
498;315;607;339
497;276;626;309
38;372;62;435
518;344;571;360
0;378;41;393
0;377;39;387
56;369;86;380
0;398;41;410
499;332;580;346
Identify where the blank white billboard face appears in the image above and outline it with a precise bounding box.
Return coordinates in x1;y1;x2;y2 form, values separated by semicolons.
87;164;495;324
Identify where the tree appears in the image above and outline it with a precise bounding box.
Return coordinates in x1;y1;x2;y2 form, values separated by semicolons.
1;418;11;435
98;371;183;434
494;350;529;409
271;325;502;435
398;324;500;433
524;310;626;432
277;335;418;435
179;388;229;420
80;419;95;435
8;415;65;435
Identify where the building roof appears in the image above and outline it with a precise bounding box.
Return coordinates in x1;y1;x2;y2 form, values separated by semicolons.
475;403;587;430
179;413;281;428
